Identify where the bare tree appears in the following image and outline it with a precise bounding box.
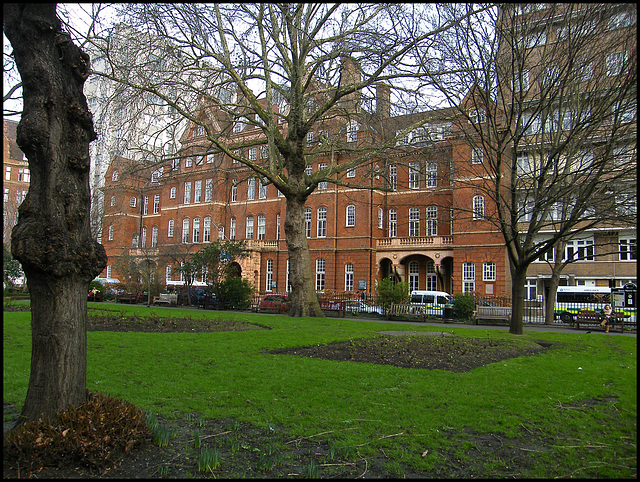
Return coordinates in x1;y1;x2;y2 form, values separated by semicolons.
423;4;636;334
85;3;487;317
4;4;107;424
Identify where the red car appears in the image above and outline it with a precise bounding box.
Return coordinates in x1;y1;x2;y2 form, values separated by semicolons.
258;294;290;313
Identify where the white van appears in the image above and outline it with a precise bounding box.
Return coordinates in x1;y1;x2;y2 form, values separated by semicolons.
409;290;453;317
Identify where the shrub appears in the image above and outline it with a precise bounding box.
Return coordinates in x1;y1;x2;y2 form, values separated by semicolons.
3;391;151;476
452;292;475;320
216;276;254;310
375;278;410;314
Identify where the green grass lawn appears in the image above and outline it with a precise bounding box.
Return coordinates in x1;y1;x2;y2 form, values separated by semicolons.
3;303;637;478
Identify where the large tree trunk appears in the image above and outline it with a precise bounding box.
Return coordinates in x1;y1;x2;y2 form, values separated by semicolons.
5;4;107;425
284;196;324;317
509;263;527;335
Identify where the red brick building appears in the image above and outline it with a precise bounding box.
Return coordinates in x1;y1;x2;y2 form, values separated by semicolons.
3;119;29;249
98;80;511;298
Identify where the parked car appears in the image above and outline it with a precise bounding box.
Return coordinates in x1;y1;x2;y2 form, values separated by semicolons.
343;299;383;315
258;294;290;313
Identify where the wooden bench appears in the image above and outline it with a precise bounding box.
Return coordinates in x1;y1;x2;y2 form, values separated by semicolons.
116;292;140;304
388;303;427;321
153;293;177;306
472;305;512;325
320;300;345;317
575;310;624;332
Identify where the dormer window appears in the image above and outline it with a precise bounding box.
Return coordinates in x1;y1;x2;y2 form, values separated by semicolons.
112;170;119;182
233;118;246;133
469;108;486;124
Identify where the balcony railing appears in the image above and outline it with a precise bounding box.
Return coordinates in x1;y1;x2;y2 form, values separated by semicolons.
377;236;453;249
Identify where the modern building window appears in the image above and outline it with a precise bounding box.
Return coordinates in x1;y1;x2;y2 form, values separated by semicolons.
346;205;355;227
317;207;327;237
151;226;158;247
246;216;254;239
170;187;176;199
483;262;496;281
203;217;211;243
168;219;174;237
184;182;191;204
524;279;537;301
247;178;255;200
473;195;485;220
305;208;312;238
266;259;274;292
205;179;213;202
345;263;354;292
425;206;438;236
389;208;397;238
192;218;200;243
153;194;160;214
564;239;594;261
462;262;475;293
316;258;325;291
257;214;266;240
194;180;202;203
408;261;419;292
408;161;420;189
182;219;189;243
619;238;637;261
409;207;420;236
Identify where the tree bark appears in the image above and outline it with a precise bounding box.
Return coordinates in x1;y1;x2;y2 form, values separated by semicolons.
284;196;324;317
5;4;107;424
509;263;526;335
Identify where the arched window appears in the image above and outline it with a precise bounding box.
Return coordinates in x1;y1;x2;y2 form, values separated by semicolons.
168;219;174;237
346;205;355;227
408;261;419;291
111;170;119;181
473;195;485;220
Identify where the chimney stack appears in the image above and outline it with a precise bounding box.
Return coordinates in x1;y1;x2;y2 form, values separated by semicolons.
376;83;390;118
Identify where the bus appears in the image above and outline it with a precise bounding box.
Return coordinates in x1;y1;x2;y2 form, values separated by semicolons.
554;286;611;323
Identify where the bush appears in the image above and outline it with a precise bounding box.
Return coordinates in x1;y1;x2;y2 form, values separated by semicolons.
452;292;475;320
3;391;150;476
215;276;254;310
375;278;410;314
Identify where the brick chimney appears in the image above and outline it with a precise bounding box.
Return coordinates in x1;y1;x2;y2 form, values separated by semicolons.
376;83;390;118
340;55;361;113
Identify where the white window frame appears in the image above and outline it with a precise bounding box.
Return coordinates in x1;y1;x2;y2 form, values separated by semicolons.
425;162;437;188
205;179;213;202
153;194;160;214
463;262;476;293
192;218;201;243
346;120;360;142
317;207;327;237
305;208;312;238
230;218;236;240
168;219;174;237
184;182;191;204
182;218;189;243
472;148;483;164
483;262;496;282
619;237;637;261
316;258;325;291
346;205;355;227
345;263;354;292
266;259;274;292
257;214;266;240
409;207;420;236
408;161;421;189
246;216;254;239
408;261;419;292
194;180;202;203
425;206;438;236
389;164;397;190
389;208;397;238
247;178;255;200
170;187;176;199
473;195;485;220
151;226;158;247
